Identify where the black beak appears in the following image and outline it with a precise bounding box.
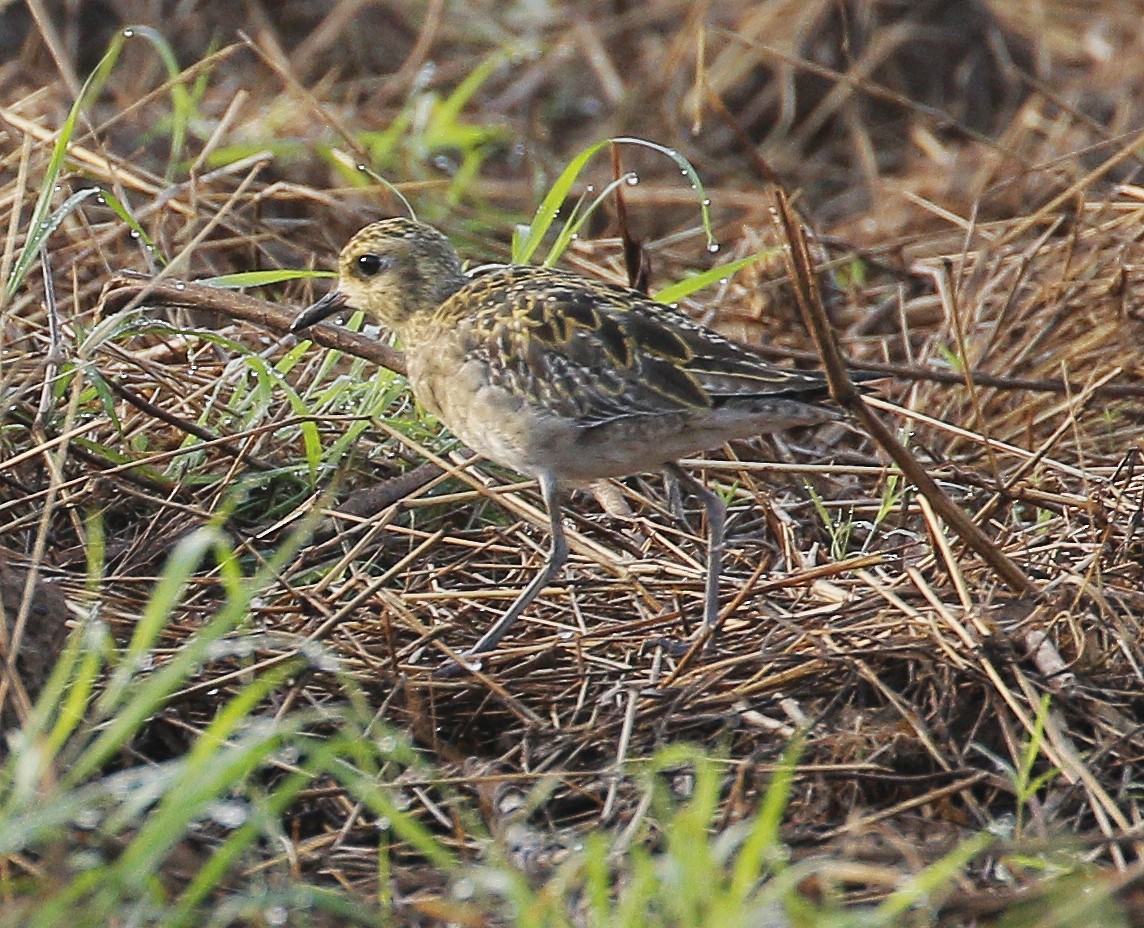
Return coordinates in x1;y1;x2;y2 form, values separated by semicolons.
291;289;349;332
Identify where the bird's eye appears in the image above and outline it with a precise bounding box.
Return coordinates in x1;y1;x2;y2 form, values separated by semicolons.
356;253;388;277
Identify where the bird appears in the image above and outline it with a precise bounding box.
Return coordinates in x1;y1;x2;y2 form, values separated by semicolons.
291;218;849;661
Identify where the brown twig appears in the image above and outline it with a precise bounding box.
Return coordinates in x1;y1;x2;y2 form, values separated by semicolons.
100;376;276;472
772;188;1033;594
748;345;1144;400
611;144;650;293
97;274;408;375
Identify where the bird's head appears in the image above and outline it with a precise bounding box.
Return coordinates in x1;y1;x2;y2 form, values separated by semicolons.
291;218;466;336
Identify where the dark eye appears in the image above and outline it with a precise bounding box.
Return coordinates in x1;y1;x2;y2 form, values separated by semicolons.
356;253;389;277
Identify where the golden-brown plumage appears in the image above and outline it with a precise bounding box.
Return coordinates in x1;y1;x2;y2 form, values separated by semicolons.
293;218;845;660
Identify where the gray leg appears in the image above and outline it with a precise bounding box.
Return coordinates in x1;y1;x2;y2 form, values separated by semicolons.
664;469;686;522
465;471;567;657
664;463;725;632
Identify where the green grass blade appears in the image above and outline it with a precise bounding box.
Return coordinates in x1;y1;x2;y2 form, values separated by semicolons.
96;525;224;717
874;831;993;921
515;137;715;265
121;26;195;177
199;269;336;288
653;249;777;305
541;173;635;267
4;35;125;300
64;517;313;787
112;665;304;886
95;189;166;265
41;621;110;759
432;51;507;129
729;736;802;900
352;162;417;218
6;188;105;300
513;139;610;263
610;136;716;249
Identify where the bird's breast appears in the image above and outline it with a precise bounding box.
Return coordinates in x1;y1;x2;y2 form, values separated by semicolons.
406;347;550;477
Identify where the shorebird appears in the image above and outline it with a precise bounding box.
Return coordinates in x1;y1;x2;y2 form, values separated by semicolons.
292;218;847;659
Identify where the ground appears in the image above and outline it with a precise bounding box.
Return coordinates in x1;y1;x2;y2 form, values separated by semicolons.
2;1;1144;925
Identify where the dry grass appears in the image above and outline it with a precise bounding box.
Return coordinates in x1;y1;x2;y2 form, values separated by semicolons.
3;0;1144;923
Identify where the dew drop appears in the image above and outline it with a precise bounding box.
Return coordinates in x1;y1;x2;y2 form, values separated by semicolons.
701;198;711;206
586;184;595;193
356;163;367;172
174;281;186;291
122;28;134;36
625;174;639;186
707;242;720;253
414;61;437;88
211;801;248;828
74;809;101;829
129;230;140;238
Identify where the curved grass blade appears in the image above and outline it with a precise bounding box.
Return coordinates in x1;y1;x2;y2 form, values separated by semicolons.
96;189;166;265
514;136;716;266
120;26;195;177
541;172;636;267
610;136;716;249
3;34;125;301
7;188;106;302
513;139;610;264
353;162;418;220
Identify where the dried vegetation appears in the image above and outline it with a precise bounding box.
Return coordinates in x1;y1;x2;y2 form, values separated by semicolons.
3;0;1144;923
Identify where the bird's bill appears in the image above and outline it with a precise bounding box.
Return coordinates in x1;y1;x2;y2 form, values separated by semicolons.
290;289;349;332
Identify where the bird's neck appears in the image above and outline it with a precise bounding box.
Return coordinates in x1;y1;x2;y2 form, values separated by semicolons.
395;276;468;348
425;267;466;309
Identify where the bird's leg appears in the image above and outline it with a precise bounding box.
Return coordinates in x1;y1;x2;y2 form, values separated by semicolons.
465;471;567;657
664;469;687;523
663;463;725;635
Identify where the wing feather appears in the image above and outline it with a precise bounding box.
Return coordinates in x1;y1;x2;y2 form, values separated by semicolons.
445;265;831;426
